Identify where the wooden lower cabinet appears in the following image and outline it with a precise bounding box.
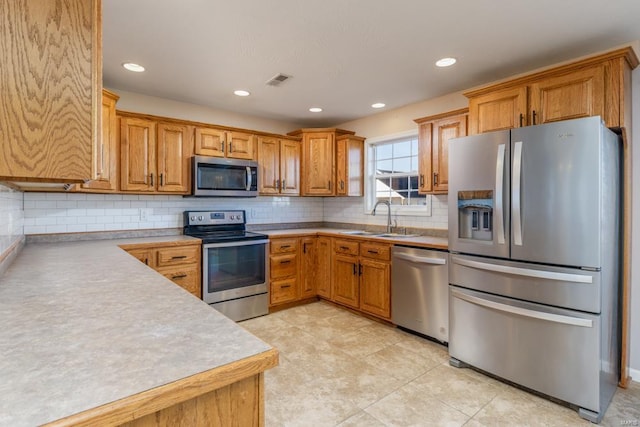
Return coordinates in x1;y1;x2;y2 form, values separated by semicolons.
300;237;317;299
122;241;202;299
332;254;360;309
359;258;391;319
269;238;300;307
328;238;392;320
316;237;332;299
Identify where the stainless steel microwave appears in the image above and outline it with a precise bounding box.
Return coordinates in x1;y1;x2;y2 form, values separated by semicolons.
192;155;258;197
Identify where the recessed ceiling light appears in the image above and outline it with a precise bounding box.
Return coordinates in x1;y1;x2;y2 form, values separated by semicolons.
234;90;250;97
309;107;323;113
371;103;386;109
122;62;145;72
435;57;457;67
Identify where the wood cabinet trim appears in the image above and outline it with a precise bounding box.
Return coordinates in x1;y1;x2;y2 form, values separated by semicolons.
463;47;638;99
414;108;469;124
287;128;355;137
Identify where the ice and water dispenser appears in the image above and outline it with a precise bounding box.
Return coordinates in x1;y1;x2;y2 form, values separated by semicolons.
458;190;493;241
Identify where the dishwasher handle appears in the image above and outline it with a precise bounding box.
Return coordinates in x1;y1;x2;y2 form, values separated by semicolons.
394;252;446;265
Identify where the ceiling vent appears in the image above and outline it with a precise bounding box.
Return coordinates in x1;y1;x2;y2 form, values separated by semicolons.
266;73;292;87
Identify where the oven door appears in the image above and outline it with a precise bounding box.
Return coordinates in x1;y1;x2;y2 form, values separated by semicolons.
202;239;268;304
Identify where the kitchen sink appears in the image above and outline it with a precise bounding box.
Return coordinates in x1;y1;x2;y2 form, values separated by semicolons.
376;233;419;238
340;230;419;238
340;230;380;236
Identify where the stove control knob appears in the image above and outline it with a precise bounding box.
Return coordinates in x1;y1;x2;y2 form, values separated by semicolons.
190;216;196;221
229;215;234;220
198;215;204;221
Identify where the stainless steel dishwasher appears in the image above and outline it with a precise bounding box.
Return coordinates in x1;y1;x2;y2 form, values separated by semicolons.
392;245;449;343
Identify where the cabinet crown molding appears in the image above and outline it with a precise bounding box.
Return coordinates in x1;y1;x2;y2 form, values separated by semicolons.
463;46;639;99
414;108;469;124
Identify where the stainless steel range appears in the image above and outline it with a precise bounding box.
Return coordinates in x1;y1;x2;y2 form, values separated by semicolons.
183;210;269;321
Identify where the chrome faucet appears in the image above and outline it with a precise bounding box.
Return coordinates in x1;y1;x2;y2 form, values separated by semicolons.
372;200;392;233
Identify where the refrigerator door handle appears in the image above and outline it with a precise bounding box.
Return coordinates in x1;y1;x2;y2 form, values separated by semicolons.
495;144;506;245
394;253;446;265
512;141;523;246
452;257;593;283
451;288;593;328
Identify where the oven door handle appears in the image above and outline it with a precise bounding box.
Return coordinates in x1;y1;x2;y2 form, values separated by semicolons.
246;166;252;191
203;239;269;249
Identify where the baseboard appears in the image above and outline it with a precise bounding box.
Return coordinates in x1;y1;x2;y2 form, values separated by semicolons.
628;367;640;383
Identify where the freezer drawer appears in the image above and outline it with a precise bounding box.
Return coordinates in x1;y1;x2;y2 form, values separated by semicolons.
449;254;600;313
392;246;449;342
449;285;617;418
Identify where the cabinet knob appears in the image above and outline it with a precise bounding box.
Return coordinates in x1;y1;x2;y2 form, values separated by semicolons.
150;173;154;187
532;110;537;125
420;175;424;187
159;173;164;186
433;173;438;186
519;113;524;127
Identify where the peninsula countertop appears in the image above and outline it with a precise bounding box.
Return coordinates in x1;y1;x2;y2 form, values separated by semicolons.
0;236;277;426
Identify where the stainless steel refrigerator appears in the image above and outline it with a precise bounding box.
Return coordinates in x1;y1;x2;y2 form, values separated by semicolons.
447;116;621;423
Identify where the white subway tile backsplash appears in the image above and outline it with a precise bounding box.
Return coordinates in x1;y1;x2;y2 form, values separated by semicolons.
21;192;443;235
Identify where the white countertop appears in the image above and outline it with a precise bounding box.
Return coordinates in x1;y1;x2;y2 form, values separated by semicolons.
0;236;272;426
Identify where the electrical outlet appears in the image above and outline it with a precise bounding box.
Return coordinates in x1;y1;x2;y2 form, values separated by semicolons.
140;208;151;222
250;209;257;219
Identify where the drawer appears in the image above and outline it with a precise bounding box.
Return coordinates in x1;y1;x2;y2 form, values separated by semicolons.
270;253;297;278
270;277;298;305
360;242;391;261
333;239;359;256
126;248;153;266
270;238;298;254
156;245;199;267
157;264;201;299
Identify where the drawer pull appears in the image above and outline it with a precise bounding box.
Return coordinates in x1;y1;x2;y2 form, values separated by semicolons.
367;250;379;254
280;245;291;249
340;246;350;250
280;260;291;264
171;255;187;259
280;284;291;289
171;274;187;279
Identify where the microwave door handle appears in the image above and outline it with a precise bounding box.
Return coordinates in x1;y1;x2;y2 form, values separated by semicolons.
246;166;252;191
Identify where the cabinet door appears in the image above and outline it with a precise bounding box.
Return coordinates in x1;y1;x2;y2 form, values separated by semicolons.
300;237;317;299
257;136;280;195
302;132;335;195
468;86;528;134
316;237;332;299
81;89;119;191
336;136;364;196
157;123;192;193
418;122;433;193
280;139;301;195
227;131;255;160
194;127;226;157
270;253;297;279
120;117;156;192
359;258;391;319
332;254;359;308
126;248;154;267
529;66;604;126
432;115;467;193
0;0;100;182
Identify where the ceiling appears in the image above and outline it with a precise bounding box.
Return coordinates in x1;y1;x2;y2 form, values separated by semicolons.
103;0;640;128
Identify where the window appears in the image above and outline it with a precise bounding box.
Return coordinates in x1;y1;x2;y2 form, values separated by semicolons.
365;132;428;214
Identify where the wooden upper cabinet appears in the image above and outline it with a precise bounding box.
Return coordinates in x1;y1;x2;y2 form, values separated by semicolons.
157;123;192;193
120;117;156;192
415;109;468;194
81;89;119;192
280;139;301;195
336;136;365;197
302;132;335;196
468;87;527;134
195;127;226;157
465;47;638;134
0;0;102;182
529;65;604;125
195;127;255;160
257;137;300;195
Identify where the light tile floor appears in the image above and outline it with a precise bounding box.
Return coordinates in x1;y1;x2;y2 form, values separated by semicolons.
240;301;640;427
